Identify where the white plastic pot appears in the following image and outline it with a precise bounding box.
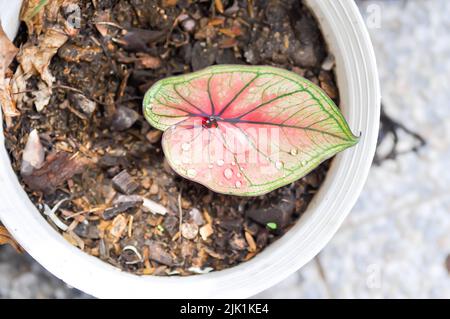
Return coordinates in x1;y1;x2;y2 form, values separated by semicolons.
0;0;380;298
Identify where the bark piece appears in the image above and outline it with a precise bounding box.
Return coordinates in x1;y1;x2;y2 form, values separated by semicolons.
23;152;90;194
112;170;139;194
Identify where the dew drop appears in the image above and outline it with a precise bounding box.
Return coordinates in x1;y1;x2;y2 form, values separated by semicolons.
301;160;307;166
217;159;224;166
181;143;191;151
290;148;298;156
187;169;197;178
237;172;242;178
275;161;284;170
224;168;233;179
235;181;242;188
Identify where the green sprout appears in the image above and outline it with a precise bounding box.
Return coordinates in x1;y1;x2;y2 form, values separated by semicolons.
266;222;277;230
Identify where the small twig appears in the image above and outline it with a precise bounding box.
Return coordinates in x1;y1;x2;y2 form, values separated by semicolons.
12;89;39;95
43;198;69;231
94;21;125;30
53;84;84;94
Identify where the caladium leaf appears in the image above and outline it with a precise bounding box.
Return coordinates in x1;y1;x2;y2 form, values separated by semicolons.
143;65;358;196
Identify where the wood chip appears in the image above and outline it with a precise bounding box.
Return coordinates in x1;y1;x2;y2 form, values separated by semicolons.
0;226;22;252
108;214;128;242
146;129;163;143
135;53;161;69
199;223;213;241
112;170;139;194
245;231;257;252
215;0;224;14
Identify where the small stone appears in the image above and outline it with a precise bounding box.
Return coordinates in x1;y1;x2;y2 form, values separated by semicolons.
112;170;139;194
321;54;335;71
146;240;174;266
199;223;213;241
181;222;199;240
149;183;159;195
98;155;125;168
181;198;192;210
74;223;100;239
181;18;196;33
180;241;195;259
111;106;140;131
146;129;162;143
229;233;247;251
189;208;204;225
68;92;97;116
191;42;217;71
245;190;295;228
142;177;152;189
163;215;179;237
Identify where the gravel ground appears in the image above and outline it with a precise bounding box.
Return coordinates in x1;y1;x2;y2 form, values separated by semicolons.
1;0;450;298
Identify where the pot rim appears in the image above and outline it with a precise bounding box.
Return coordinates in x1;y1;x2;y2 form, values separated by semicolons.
0;0;380;298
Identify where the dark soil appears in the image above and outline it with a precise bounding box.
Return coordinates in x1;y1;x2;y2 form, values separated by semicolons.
4;0;337;275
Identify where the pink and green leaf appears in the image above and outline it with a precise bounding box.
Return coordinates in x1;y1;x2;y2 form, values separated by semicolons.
143;65;358;196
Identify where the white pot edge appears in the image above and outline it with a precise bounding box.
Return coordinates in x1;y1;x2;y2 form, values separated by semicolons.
0;0;380;299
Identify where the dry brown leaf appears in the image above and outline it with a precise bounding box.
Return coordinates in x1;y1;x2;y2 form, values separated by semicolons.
215;0;224;14
0;226;23;253
22;151;91;194
20;0;48;35
20;0;77;35
93;10;111;37
17;28;68;86
135;53;161;69
14;28;68;111
0;23;20;127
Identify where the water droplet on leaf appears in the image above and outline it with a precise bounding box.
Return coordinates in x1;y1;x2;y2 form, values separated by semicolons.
217;159;224;166
290;148;298;156
275;161;283;170
235;181;242;188
181;143;191;151
224;168;233;179
187;169;197;177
